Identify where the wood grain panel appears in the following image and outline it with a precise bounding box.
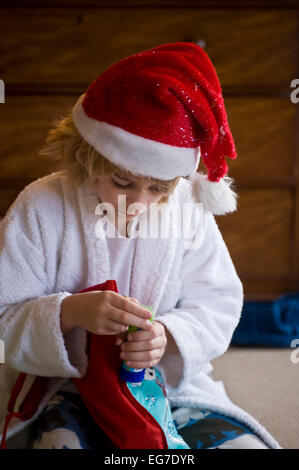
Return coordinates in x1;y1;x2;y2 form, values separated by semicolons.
244;280;299;300
2;1;298;8
0;188;23;218
1;9;296;89
217;189;293;281
1;95;295;182
225;97;296;180
0;95;76;180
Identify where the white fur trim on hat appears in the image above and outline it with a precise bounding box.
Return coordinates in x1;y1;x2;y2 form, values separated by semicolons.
187;172;238;215
72;94;200;180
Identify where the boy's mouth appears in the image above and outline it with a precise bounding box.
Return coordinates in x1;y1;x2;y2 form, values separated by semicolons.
117;210;139;217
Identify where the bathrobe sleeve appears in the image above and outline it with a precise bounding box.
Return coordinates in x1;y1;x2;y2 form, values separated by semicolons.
0;187;87;378
156;208;244;391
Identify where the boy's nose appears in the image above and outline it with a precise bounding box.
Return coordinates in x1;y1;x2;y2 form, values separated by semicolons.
126;207;141;216
128;195;148;211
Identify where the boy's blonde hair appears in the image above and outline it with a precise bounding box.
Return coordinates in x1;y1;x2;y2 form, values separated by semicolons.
39;109;182;205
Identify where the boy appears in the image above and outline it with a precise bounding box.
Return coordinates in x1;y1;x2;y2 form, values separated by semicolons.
0;42;280;449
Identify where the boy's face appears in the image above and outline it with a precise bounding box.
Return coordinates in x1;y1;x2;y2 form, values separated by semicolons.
94;170;167;219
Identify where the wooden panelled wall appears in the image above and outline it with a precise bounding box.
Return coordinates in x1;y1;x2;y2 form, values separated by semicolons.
0;1;298;300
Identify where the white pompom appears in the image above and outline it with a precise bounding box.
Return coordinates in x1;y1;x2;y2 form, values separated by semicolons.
188;172;238;215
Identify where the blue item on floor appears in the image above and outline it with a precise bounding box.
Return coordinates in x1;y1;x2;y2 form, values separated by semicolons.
231;292;299;347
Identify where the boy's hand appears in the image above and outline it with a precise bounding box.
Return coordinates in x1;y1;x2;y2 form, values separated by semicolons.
60;292;152;336
118;320;167;368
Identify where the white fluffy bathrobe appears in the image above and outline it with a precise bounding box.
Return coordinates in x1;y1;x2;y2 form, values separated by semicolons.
0;171;280;448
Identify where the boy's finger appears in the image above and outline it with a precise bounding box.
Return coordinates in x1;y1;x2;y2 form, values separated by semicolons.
113;308;152;330
127;297;139;304
121;349;161;364
126;327;154;342
113;293;152;320
121;337;161;352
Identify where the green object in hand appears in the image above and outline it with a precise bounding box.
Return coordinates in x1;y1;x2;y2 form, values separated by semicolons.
128;304;154;334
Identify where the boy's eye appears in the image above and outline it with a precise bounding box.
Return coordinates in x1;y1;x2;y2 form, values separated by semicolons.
151;187;163;192
112;179;131;188
112;179;162;192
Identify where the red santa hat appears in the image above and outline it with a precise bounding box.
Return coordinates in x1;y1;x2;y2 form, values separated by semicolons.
72;42;238;215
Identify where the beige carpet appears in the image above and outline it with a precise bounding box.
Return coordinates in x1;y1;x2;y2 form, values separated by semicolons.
211;346;299;449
